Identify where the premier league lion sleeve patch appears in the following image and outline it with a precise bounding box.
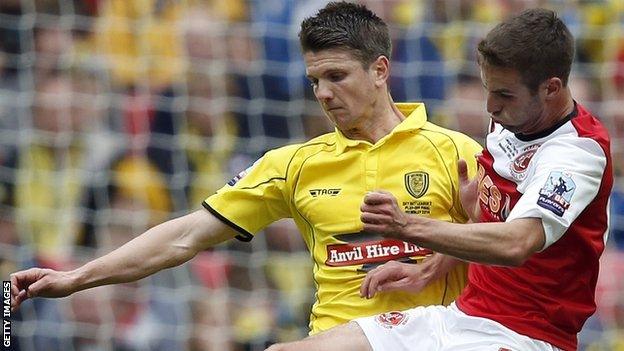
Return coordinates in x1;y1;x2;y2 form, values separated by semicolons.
537;171;576;217
226;158;261;186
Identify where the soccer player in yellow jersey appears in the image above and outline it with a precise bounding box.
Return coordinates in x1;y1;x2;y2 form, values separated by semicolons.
10;1;482;336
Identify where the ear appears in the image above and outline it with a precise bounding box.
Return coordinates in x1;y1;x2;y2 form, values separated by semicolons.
371;55;390;87
543;77;564;100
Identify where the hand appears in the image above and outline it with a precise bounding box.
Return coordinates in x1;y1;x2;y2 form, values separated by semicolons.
458;159;480;222
360;260;433;299
360;190;409;239
11;268;77;311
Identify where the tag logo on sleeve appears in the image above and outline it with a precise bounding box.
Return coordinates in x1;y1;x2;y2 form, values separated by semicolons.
537;171;576;216
309;188;341;197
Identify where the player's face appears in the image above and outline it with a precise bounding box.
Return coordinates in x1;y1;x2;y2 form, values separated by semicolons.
480;64;548;135
304;49;381;133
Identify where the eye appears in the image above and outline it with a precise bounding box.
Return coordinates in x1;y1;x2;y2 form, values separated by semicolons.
328;73;345;82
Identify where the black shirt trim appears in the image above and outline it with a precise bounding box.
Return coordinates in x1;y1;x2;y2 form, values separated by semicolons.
202;201;253;242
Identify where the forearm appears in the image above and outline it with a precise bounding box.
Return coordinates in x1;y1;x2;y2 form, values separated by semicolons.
403;218;544;266
70;210;234;292
361;191;545;267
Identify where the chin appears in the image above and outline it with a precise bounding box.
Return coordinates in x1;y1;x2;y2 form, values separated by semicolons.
502;125;518;133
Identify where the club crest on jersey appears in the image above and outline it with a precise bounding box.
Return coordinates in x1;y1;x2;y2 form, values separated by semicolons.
537;171;576;216
375;311;409;329
509;144;540;181
405;172;429;199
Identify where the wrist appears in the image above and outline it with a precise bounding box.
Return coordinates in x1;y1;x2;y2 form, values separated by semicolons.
67;265;90;293
418;257;436;283
421;252;449;282
402;215;430;245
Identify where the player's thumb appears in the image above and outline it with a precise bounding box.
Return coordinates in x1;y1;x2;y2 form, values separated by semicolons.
25;278;46;298
457;159;469;184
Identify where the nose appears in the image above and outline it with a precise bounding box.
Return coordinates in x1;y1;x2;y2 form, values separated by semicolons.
314;80;333;101
486;93;501;117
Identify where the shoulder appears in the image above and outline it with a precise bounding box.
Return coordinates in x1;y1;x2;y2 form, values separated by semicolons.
530;105;611;169
419;121;483;153
540;111;609;160
541;135;606;160
569;104;610;152
263;132;337;162
533;134;607;179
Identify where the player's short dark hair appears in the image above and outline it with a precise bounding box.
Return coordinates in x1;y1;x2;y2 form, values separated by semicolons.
299;1;391;67
477;8;574;93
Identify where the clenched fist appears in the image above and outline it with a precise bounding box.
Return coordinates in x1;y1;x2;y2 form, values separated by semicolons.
360;190;410;239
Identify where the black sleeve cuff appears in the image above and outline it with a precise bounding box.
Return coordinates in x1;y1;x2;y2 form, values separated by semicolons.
202;201;254;242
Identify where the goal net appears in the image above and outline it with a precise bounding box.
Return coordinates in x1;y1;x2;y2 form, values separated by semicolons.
0;1;622;350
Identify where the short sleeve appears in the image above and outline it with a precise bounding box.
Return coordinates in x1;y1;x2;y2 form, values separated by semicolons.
203;146;295;241
507;137;607;249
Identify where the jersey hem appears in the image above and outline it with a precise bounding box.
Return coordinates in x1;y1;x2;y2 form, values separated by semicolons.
455;300;574;350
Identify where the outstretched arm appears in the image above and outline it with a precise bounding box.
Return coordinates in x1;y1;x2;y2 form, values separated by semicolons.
11;209;237;310
360;191;545;266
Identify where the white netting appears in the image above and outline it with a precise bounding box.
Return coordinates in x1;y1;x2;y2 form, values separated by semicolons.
0;1;623;350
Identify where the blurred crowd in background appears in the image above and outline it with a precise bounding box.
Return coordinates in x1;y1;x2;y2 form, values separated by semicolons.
0;0;623;350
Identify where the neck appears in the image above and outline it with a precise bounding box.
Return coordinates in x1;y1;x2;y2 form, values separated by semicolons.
542;88;575;131
552;92;575;122
342;93;404;143
520;88;574;136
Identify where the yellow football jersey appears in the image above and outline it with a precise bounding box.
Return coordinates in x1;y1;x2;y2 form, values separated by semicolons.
204;103;483;333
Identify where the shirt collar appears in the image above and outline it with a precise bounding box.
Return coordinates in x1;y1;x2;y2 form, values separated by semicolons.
334;102;428;155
